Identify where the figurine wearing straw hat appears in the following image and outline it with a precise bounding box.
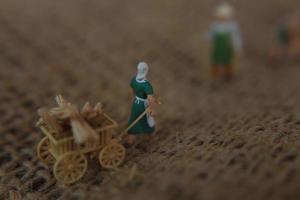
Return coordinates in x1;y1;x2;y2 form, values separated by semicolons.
126;62;156;145
207;3;243;81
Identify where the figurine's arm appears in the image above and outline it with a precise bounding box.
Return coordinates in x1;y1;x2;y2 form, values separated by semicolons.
231;22;243;52
147;95;155;116
205;22;216;41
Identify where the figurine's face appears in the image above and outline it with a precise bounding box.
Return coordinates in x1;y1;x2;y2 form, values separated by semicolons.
217;15;231;21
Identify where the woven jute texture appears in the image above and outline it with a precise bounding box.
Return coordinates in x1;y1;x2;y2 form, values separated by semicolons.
0;0;300;199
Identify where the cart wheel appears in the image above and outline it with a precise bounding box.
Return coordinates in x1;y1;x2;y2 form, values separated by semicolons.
53;152;87;184
37;137;54;165
99;143;125;169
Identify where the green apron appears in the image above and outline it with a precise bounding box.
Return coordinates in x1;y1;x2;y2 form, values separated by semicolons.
128;77;155;135
212;31;234;65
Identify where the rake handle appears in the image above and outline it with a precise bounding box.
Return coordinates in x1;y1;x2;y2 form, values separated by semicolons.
117;109;148;141
117;97;162;141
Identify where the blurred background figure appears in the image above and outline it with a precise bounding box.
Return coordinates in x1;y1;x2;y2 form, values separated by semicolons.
206;2;243;82
268;12;300;63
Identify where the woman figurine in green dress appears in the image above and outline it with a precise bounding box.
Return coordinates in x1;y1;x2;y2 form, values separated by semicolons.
207;3;243;81
127;62;156;145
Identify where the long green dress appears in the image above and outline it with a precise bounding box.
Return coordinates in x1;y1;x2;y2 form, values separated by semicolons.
212;30;233;65
209;21;242;66
128;77;155;135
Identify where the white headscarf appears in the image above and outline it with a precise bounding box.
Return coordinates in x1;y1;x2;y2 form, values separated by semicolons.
136;62;149;80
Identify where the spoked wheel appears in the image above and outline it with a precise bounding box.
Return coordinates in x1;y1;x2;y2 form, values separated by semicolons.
99;143;125;169
37;137;54;165
53;152;87;184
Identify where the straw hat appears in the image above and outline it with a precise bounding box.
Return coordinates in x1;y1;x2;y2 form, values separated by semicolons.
215;3;234;18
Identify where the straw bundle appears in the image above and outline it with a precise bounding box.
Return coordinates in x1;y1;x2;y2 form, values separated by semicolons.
39;95;105;144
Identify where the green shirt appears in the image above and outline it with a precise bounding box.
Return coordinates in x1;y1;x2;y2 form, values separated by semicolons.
277;23;289;46
130;77;154;99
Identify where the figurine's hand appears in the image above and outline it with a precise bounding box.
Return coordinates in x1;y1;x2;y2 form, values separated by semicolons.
235;48;244;58
148;107;155;117
234;49;244;70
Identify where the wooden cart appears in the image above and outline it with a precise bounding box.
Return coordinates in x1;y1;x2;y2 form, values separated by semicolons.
36;100;126;184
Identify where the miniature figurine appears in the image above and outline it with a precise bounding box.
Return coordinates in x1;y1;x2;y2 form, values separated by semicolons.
206;3;243;81
268;13;300;63
126;62;156;145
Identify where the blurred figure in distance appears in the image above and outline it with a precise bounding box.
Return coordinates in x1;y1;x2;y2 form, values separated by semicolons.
206;2;243;82
268;12;300;63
